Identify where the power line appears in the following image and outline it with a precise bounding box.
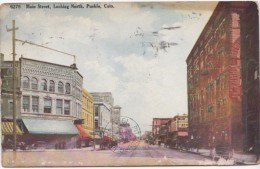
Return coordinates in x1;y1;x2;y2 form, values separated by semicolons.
15;38;76;63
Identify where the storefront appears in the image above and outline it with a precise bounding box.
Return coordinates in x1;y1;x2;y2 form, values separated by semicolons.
2;121;23;149
75;124;92;147
20;117;79;149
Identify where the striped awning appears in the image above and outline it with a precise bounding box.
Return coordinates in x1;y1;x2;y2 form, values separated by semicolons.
75;124;91;139
1;122;23;135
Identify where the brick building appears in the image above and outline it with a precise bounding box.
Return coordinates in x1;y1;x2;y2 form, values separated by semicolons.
186;2;254;151
166;114;188;148
152;118;171;144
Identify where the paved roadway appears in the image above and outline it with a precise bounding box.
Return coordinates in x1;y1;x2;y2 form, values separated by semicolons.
2;141;218;167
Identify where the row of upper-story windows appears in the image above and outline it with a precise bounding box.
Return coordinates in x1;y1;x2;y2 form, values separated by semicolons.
22;76;71;94
82;95;93;111
22;95;71;115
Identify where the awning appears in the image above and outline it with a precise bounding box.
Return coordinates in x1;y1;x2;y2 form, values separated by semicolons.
22;118;78;135
1;122;23;135
178;131;188;137
75;125;91;139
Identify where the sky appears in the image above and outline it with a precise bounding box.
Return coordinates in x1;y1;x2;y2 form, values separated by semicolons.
0;1;218;133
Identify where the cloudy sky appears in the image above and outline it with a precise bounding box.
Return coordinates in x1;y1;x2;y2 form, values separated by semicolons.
0;1;217;133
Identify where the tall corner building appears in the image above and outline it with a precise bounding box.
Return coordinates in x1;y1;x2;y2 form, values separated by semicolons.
186;2;259;152
1;56;83;148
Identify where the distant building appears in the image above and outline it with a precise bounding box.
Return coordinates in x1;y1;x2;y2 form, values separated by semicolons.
91;92;114;106
152;118;171;144
166;114;188;148
186;2;256;152
112;105;121;137
1;56;83;149
91;92;113;138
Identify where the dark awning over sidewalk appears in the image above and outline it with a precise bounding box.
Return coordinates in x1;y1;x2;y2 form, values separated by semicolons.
22;118;78;135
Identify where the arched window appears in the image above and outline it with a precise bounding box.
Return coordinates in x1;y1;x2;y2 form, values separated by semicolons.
41;79;47;91
31;77;38;90
58;81;64;93
49;80;55;92
22;76;29;89
65;83;70;94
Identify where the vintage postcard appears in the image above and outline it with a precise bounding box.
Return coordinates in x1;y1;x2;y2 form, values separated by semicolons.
0;0;259;167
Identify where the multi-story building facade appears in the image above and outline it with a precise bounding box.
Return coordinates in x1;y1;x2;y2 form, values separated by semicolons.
152;118;171;144
82;88;94;135
1;56;83;148
111;105;121;137
91;92;114;107
240;2;259;153
167;114;188;148
186;2;252;151
91;92;113;138
78;88;94;146
93;102;112;137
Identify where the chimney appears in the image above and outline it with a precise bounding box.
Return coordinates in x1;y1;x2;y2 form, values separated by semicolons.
70;63;78;70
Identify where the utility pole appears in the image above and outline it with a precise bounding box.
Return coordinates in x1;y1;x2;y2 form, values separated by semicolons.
6;20;19;151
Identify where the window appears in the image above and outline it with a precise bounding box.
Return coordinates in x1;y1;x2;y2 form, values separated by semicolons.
64;100;70;115
86;114;89;125
94;106;99;116
31;78;38;90
56;99;63;115
65;83;70;94
9;101;13;113
23;96;30;112
49;80;55;92
44;98;52;113
58;81;64;93
41;79;47;91
22;76;29;89
95;120;99;129
32;96;39;113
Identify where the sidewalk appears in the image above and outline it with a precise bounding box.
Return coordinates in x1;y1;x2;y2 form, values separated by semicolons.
183;148;258;164
3;146;97;152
